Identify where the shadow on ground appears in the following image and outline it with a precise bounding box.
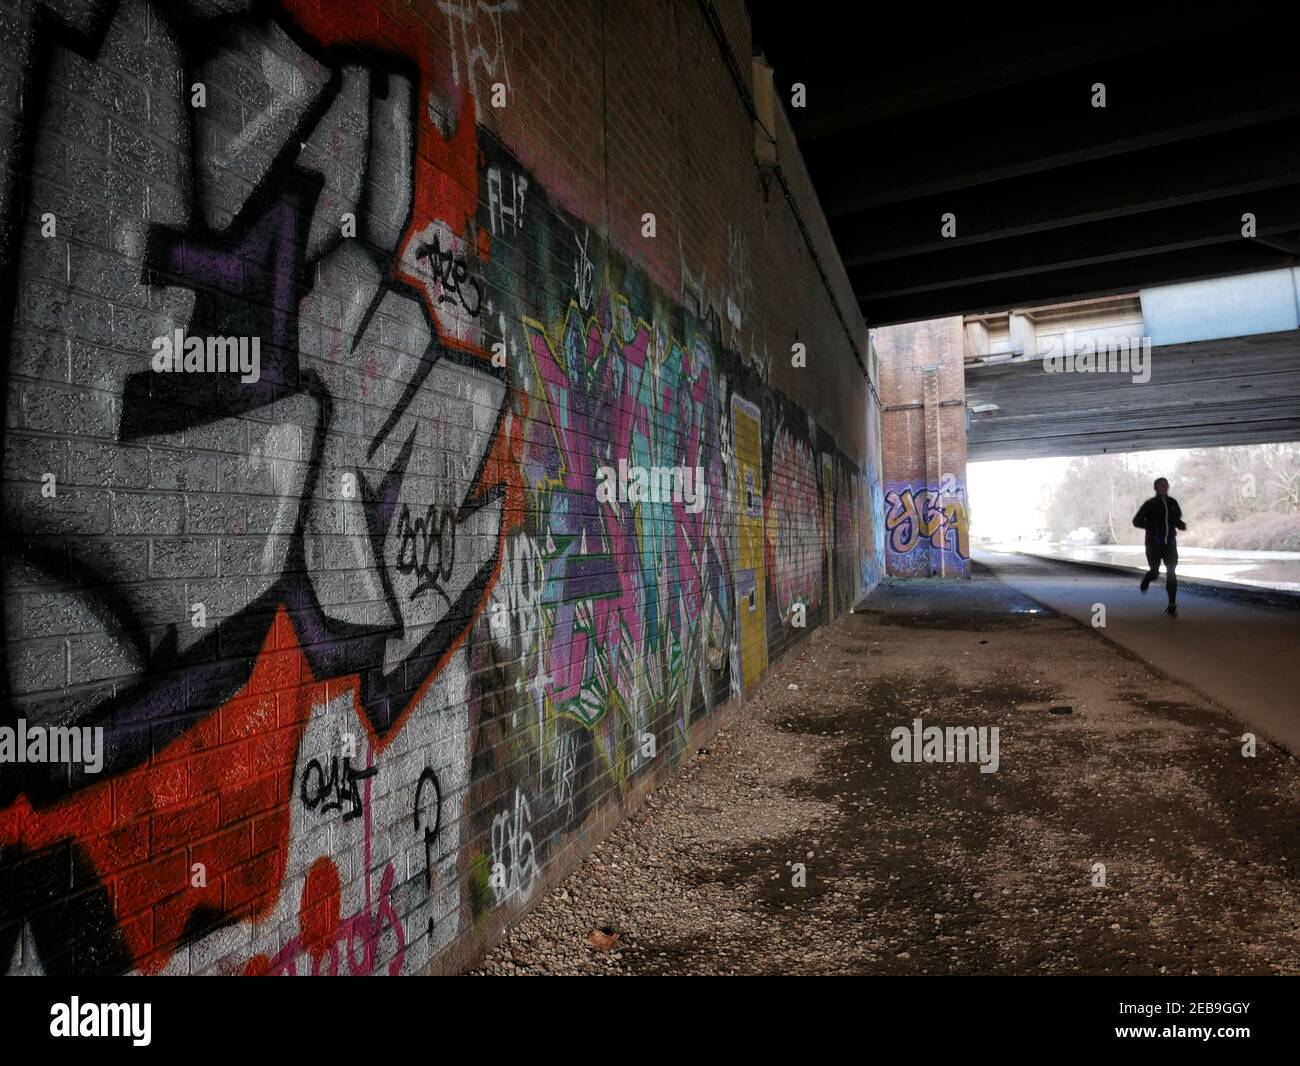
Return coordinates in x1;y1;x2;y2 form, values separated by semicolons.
474;570;1300;976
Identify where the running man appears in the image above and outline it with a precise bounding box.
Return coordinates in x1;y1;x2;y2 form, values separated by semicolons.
1132;477;1187;616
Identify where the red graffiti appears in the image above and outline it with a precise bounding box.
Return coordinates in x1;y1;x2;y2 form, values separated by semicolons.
246;862;405;976
1;609;316;974
273;0;524;745
0;0;533;977
300;857;342;963
280;0;481;345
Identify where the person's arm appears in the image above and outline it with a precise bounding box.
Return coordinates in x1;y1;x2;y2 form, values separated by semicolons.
1172;498;1187;531
1132;500;1149;529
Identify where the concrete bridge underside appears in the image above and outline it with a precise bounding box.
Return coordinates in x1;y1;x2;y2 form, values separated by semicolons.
965;329;1300;461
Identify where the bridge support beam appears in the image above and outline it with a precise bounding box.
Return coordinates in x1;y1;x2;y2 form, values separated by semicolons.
875;318;972;577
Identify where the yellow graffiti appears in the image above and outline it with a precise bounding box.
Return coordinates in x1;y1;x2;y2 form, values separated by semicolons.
884;486;969;559
732;396;767;686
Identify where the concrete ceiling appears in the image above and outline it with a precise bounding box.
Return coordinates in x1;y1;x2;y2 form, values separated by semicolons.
747;2;1300;326
964;330;1300;461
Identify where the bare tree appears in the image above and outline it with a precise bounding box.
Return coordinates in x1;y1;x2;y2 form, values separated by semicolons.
1046;454;1150;543
1045;444;1300;549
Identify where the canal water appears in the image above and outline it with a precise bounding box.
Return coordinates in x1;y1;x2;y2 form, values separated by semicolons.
981;542;1300;592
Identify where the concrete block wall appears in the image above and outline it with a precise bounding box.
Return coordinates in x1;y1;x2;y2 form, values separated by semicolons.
0;0;879;974
874;317;970;577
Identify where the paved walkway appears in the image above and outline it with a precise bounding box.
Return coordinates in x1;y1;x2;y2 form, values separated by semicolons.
978;549;1300;756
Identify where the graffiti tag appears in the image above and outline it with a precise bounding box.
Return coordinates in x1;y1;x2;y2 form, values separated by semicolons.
884;486;970;559
416;232;482;317
396;503;459;601
301;755;379;821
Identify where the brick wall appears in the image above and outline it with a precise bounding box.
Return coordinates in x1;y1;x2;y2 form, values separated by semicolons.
874;317;970;577
0;0;879;974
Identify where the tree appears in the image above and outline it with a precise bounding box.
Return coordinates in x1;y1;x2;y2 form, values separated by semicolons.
1045;454;1151;543
1043;443;1300;549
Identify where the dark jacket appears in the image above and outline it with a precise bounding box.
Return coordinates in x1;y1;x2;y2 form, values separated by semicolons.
1132;495;1186;546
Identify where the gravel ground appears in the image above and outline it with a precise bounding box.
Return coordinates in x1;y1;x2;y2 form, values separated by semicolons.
471;565;1300;975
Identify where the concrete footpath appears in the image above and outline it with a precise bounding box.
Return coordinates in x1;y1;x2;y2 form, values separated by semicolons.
978;549;1300;756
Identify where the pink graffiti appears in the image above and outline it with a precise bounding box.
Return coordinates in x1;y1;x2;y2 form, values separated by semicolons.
254;862;405;976
766;427;821;615
523;299;715;725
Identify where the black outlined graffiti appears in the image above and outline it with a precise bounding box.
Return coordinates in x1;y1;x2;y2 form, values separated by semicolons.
301;755;379;820
396;502;459;602
0;0;874;980
416;231;483;317
414;767;443;941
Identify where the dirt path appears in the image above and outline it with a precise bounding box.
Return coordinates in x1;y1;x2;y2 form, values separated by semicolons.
472;566;1300;975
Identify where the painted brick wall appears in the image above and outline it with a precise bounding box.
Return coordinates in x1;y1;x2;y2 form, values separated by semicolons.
0;0;878;975
874;318;970;577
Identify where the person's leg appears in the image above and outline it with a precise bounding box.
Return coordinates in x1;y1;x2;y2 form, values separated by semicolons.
1141;542;1160;592
1165;543;1178;612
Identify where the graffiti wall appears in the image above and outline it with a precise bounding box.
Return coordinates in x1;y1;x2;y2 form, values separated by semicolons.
883;478;971;577
862;468;886;591
0;0;881;975
861;392;886;591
